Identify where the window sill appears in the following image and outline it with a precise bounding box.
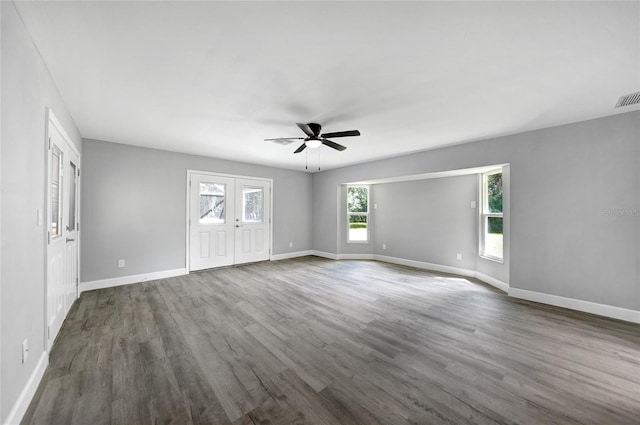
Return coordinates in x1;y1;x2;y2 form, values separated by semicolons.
479;254;504;264
347;240;369;244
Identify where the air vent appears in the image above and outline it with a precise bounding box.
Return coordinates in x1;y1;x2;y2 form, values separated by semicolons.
269;138;296;146
615;91;640;108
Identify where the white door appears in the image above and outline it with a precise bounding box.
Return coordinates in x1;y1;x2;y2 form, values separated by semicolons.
235;179;271;264
46;114;80;349
188;173;271;271
189;173;236;271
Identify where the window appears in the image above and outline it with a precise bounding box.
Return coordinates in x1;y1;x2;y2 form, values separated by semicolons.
199;182;226;224
347;186;369;242
481;170;503;260
68;162;77;232
50;145;63;238
242;185;264;223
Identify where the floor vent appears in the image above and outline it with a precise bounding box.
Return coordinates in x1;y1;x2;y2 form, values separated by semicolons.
615;91;640;108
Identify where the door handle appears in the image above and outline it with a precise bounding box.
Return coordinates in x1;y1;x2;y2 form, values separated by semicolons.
66;238;75;243
235;225;241;228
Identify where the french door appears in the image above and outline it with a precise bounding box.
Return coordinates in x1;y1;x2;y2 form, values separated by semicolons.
188;172;271;271
46;112;80;349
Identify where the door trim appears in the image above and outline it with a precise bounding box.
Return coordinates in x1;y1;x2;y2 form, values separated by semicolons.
185;170;273;273
44;108;81;352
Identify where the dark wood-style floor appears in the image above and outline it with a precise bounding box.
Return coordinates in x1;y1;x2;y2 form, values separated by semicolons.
22;257;639;425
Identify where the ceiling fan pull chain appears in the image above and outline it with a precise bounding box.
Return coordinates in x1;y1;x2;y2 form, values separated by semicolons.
305;149;308;170
318;150;321;171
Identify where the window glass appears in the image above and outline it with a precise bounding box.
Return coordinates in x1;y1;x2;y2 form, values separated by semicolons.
348;215;368;241
242;186;264;223
50;146;63;237
347;186;368;213
199;183;226;224
481;171;503;260
347;186;369;242
487;173;503;213
68;162;77;231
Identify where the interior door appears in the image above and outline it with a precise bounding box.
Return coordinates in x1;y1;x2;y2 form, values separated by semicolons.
189;173;236;271
234;179;271;265
46;116;80;349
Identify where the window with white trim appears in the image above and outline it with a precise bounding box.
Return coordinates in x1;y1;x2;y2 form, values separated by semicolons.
481;170;503;260
347;185;369;242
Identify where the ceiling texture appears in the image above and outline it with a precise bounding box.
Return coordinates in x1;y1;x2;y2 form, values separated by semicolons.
14;1;640;171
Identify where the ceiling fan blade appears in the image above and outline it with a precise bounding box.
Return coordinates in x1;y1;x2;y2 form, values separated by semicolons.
293;143;307;154
321;129;360;138
296;123;315;137
264;137;304;141
321;139;347;151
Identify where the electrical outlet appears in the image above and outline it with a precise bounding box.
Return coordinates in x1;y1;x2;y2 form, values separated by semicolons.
289;242;293;248
382;243;387;250
456;253;463;261
470;201;477;208
118;259;125;268
22;339;29;364
374;203;378;209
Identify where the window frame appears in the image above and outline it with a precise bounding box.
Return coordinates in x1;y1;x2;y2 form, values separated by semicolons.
480;169;504;262
347;185;370;244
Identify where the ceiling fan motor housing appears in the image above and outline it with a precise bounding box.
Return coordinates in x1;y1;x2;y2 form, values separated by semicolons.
307;123;322;136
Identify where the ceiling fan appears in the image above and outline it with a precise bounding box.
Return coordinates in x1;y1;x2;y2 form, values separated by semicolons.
265;122;361;153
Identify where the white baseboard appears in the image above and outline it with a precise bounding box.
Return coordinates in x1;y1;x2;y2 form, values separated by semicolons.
337;253;375;260
80;268;187;293
509;288;640;324
476;272;510;293
374;255;509;293
271;250;314;261
4;352;48;425
373;254;477;279
310;250;340;260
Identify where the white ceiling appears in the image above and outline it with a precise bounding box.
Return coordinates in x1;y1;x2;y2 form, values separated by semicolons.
14;1;640;172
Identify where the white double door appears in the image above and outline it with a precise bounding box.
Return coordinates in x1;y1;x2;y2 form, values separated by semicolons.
46;113;80;349
189;172;271;271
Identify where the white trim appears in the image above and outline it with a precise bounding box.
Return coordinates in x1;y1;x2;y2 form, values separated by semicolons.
337;253;374;260
310;250;340;260
270;250;314;261
80;268;186;293
476;272;509;292
373;254;476;278
509;288;640;324
4;352;48;425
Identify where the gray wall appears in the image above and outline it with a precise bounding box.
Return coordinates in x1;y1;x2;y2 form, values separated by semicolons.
372;175;479;271
312;111;640;311
1;2;82;421
81;139;313;282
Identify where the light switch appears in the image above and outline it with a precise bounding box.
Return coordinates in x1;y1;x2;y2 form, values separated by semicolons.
37;209;43;226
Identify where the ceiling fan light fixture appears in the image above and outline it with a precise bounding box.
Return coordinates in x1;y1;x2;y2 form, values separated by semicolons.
305;139;322;149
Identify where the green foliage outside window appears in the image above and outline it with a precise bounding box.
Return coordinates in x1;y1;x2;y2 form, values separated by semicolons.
487;173;502;213
347;187;368;213
487;173;503;234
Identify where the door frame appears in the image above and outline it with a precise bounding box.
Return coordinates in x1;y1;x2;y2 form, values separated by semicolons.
44;108;81;352
185;170;273;273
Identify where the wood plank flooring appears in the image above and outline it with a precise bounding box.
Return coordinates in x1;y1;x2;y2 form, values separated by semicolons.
22;257;640;424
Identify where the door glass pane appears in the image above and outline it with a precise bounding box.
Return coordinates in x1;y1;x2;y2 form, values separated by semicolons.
50;145;63;237
242;186;263;223
348;215;367;241
68;163;77;231
199;182;226;224
485;217;503;258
